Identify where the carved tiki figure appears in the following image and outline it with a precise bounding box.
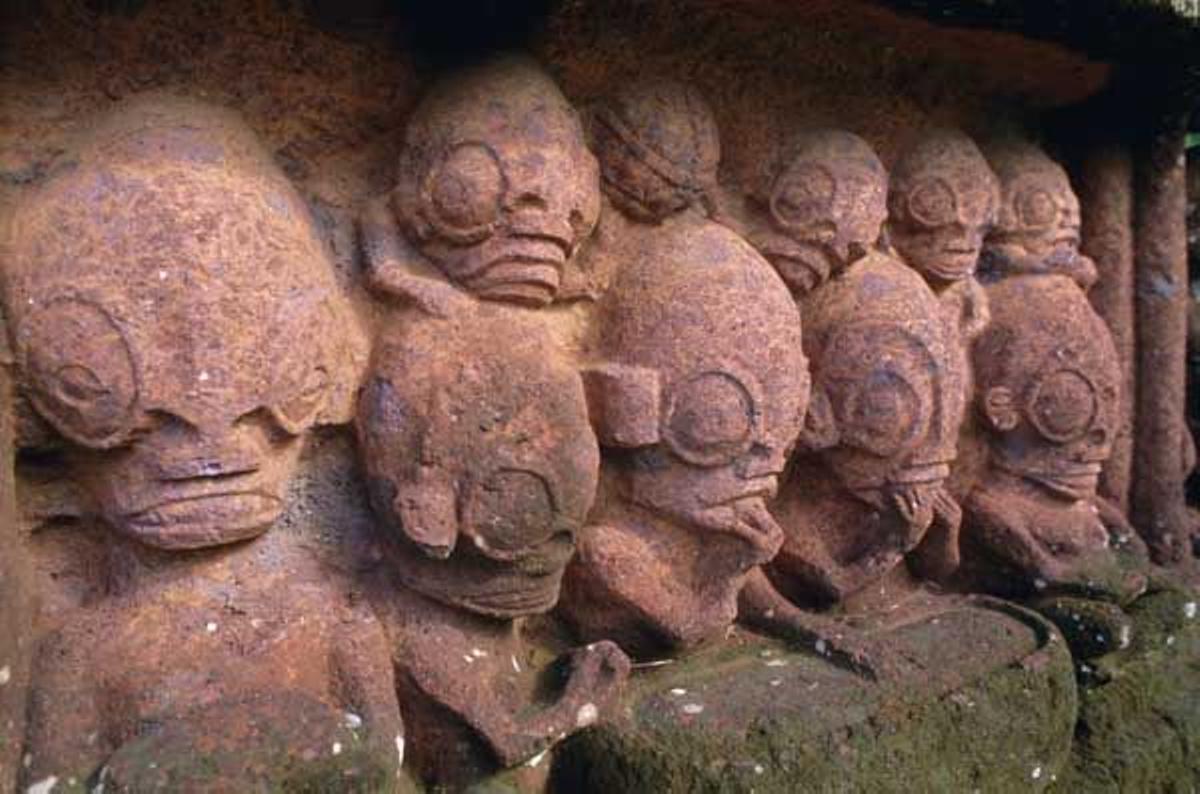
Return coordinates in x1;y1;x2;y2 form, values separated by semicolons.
589;77;721;224
962;274;1149;609
980;141;1098;290
362;55;600;309
4;96;404;790
758;252;967;615
558;215;810;658
887;129;998;339
738;129;889;297
356;303;628;786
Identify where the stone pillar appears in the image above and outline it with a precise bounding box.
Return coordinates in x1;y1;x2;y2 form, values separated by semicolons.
0;335;31;792
1078;143;1137;512
1132;116;1194;563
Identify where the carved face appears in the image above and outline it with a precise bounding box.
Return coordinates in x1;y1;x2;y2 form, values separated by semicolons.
746;130;888;296
357;309;599;618
4;99;358;549
888;130;999;287
394;57;600;307
983;143;1097;289
802;255;964;529
591;219;808;564
590;78;720;223
976;275;1120;501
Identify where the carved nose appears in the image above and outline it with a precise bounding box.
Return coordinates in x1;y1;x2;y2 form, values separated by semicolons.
152;417;266;482
738;442;785;481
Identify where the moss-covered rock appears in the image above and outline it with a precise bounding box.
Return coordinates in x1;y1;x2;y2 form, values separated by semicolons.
550;600;1077;793
1053;587;1200;792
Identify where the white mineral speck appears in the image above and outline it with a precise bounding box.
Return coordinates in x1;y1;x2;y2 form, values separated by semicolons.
526;748;549;768
158;270;168;280
395;735;405;768
765;659;788;668
576;702;598;727
669;688;687;696
470;648;487;658
26;777;57;794
681;703;704;715
331;742;342;756
205;622;218;633
815;639;828;655
1119;625;1132;649
1184;602;1197;619
753;764;765;775
344;712;363;730
1166;635;1176;647
0;666;10;685
462;654;474;664
1034;579;1047;591
198;371;210;382
1031;765;1042;780
511;656;522;673
770;679;782;687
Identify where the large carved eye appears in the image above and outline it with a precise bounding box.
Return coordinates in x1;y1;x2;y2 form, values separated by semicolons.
663;371;756;466
463;469;558;557
269;365;329;436
839;369;921;457
426;142;504;239
770;163;836;229
19;298;138;448
906;178;957;228
1014;186;1058;230
1028;369;1096;442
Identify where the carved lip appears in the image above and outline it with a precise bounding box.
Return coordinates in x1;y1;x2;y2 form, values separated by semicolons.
466;242;566;305
891;462;952;485
1025;463;1102;500
123;492;284;548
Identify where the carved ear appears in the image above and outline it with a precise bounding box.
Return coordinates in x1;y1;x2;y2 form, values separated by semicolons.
580;363;661;448
981;386;1019;432
799;386;839;451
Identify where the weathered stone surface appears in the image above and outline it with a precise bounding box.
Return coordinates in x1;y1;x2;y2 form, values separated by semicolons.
551;598;1077;793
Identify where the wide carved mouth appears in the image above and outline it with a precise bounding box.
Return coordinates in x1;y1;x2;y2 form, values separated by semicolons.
465;240;567;305
890;461;952;485
122;491;284;549
1024;462;1102;500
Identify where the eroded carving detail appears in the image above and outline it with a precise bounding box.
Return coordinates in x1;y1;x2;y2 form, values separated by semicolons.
981;140;1098;290
558;213;809;658
378;55;600;308
738;129;889;297
5;96;400;789
962;273;1154;666
887;128;998;340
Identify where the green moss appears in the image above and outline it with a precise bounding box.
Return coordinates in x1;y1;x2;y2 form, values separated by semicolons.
1052;588;1200;792
551;604;1078;793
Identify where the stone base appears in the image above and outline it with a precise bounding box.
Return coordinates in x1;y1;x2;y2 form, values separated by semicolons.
550;599;1078;793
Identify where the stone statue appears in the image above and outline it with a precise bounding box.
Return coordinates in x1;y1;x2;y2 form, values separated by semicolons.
356;300;628;787
762;254;966;606
980;141;1098;290
588;77;721;224
736;129;889;297
354;56;627;789
5;96;403;790
961;273;1151;661
362;55;600;310
887;128;998;340
557;211;810;658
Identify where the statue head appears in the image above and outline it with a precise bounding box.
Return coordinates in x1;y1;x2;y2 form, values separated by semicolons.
586;219;808;564
981;141;1097;290
392;56;601;307
799;254;965;533
356;308;599;618
974;274;1120;502
744;130;888;296
589;78;720;223
888;129;999;287
2;95;363;550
